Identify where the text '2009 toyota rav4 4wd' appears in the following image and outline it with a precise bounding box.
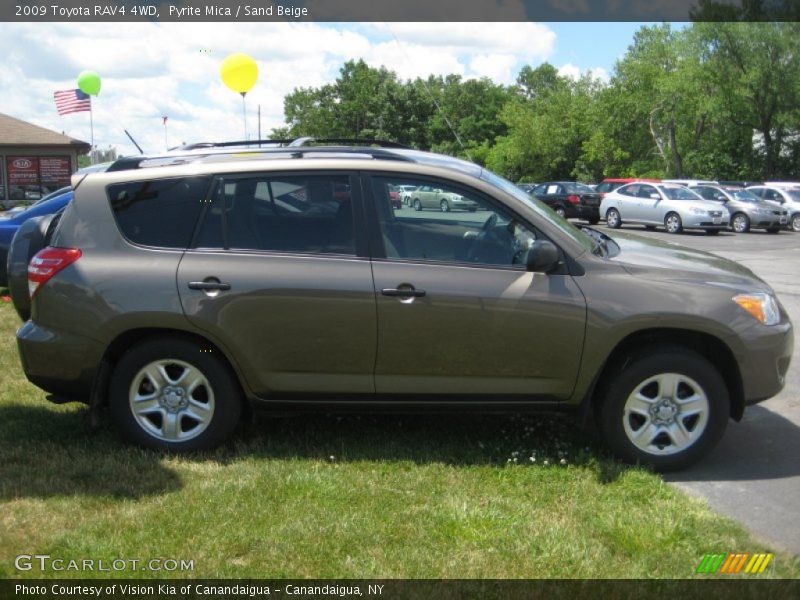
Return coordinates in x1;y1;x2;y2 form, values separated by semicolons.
11;139;794;471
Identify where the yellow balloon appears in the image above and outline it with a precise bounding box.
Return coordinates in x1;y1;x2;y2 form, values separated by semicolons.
220;53;258;95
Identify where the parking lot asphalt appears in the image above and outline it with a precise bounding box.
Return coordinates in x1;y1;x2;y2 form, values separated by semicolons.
595;224;800;555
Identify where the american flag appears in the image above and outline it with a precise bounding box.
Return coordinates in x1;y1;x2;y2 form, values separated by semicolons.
54;89;91;115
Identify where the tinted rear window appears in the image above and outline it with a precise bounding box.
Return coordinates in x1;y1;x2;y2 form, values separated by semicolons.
107;177;210;248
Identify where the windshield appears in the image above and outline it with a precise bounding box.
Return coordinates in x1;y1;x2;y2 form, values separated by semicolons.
728;189;759;202
480;169;595;253
661;186;701;200
565;183;595;194
789;190;800;202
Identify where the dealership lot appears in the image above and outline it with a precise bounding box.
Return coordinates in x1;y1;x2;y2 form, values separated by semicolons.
595;223;800;554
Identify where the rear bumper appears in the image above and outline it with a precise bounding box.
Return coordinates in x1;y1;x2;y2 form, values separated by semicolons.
16;320;104;402
570;205;600;220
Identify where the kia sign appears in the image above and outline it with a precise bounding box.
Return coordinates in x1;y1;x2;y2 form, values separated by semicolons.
7;156;39;185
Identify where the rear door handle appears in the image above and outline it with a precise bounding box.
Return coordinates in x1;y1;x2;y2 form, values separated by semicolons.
381;288;426;298
188;281;231;291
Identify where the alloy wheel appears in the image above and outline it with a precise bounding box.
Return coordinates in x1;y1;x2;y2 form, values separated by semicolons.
622;372;709;456
128;359;215;442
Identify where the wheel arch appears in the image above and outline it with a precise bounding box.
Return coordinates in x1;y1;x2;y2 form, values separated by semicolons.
581;327;745;424
91;328;251;416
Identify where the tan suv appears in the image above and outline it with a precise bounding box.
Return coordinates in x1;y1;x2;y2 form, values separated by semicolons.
10;140;793;471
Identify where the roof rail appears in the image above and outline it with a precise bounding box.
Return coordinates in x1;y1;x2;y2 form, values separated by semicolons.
175;137;411;151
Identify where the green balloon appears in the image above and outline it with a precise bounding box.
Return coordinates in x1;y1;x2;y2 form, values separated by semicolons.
77;70;101;96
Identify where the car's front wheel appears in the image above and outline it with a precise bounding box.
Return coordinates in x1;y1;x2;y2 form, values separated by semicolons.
596;349;729;472
109;338;243;451
731;212;750;233
605;208;621;229
665;212;683;234
413;199;422;211
440;199;450;212
792;213;800;233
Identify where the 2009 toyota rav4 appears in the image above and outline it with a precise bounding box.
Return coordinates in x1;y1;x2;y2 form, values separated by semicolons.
12;141;793;471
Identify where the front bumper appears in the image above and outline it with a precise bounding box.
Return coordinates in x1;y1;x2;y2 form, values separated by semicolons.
736;319;794;406
17;320;104;402
681;213;729;229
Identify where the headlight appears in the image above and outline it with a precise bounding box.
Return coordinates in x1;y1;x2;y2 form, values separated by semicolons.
757;209;771;215
690;207;706;215
733;293;780;325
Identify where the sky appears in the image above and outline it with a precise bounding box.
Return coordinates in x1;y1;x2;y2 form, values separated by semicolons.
0;21;653;157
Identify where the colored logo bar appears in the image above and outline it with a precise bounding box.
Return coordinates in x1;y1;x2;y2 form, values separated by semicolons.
696;553;773;574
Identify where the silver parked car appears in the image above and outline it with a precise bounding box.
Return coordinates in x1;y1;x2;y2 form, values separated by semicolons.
691;185;788;233
600;182;730;234
747;185;800;232
409;185;479;212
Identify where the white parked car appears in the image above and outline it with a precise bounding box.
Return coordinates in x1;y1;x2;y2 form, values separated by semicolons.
600;182;730;234
747;185;800;232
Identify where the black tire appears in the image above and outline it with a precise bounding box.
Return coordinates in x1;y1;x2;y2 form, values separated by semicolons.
440;199;450;212
766;227;780;234
555;206;567;218
413;199;422;211
595;348;729;472
665;212;683;234
109;337;243;451
587;217;600;225
606;208;622;229
7;213;61;321
792;213;800;233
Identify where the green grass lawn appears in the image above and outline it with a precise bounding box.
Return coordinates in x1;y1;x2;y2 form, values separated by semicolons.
0;299;797;579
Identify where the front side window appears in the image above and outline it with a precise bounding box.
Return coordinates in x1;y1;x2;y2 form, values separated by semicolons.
108;176;210;248
195;173;355;255
661;186;700;200
371;176;537;268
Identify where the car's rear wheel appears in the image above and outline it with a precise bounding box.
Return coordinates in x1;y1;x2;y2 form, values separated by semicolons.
555;206;567;218
731;213;750;233
605;208;621;229
665;212;683;234
792;213;800;232
413;199;422;211
109;338;242;451
440;199;450;212
596;349;729;472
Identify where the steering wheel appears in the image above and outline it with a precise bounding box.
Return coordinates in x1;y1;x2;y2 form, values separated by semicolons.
482;213;498;231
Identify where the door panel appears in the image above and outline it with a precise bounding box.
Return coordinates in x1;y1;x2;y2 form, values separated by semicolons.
365;173;587;399
372;262;586;397
177;171;377;397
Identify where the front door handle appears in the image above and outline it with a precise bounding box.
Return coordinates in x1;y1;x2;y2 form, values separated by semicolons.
188;281;231;291
382;287;426;298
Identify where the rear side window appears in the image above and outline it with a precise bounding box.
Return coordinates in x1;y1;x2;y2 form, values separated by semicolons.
108;177;210;248
195;173;355;255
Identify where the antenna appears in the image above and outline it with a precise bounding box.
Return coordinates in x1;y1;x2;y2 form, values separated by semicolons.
124;129;145;155
379;22;472;161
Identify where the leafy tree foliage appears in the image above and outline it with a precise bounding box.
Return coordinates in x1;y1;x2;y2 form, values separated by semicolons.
274;24;800;182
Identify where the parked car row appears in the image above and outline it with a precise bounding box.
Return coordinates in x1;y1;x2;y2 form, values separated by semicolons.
518;177;800;234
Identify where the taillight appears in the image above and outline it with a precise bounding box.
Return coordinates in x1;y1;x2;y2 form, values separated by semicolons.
28;247;82;298
567;194;580;204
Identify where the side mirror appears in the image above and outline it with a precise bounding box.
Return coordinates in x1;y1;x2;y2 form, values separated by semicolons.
526;240;560;273
650;193;661;200
715;195;727;202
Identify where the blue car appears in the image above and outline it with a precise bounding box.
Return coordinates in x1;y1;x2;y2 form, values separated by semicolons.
0;189;72;287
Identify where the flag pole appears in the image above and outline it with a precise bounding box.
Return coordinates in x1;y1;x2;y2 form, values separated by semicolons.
163;116;169;150
89;98;95;164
